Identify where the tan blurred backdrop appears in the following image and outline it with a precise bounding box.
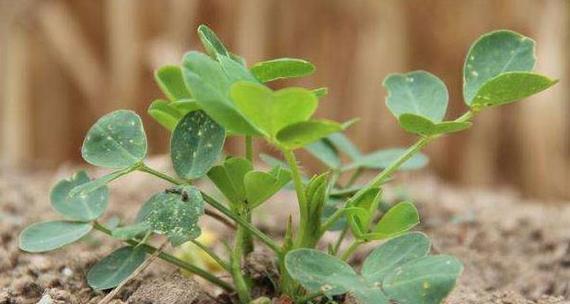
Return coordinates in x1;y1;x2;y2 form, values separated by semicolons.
1;0;568;199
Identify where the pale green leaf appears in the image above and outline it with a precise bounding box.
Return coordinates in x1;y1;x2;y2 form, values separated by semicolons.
251;58;315;82
327;133;361;160
343;148;428;171
81;110;147;169
207;157;253;204
19;221;92;252
370;202;419;239
87;246;146;290
197;24;229;58
148;99;183;131
276;120;344;149
155;65;192;101
305;139;341;169
50;171;108;221
398;113;471;136
244;167;291;208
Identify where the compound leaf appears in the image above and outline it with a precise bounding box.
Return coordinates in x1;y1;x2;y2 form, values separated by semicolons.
384;71;448;122
470;72;557;108
19;221;92;253
463;30;536;105
155;65;192;101
171;111;225;179
140;186;204;246
382;255;463;304
251;58;315;82
51;171;109;221
362;232;430;284
276;120;344;150
207;157;253;204
82;110;147;169
244;167;291;208
87;246;146;290
230;81;318;137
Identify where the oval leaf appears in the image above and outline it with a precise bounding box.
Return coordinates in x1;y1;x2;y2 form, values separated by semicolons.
464;30;535;105
87;246;146;290
51;171;109;221
384;71;448;122
251;58;315;82
470;72;558;108
19;221;92;253
372;202;420;239
362;232;430;283
244;167;291;208
155;65;192;101
82;110;147;169
171;110;225;179
140;186;205;246
111;222;150;240
383;255;463;304
276;120;344;150
207;157;253;204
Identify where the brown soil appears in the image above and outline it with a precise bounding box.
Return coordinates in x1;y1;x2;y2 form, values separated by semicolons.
1;161;569;304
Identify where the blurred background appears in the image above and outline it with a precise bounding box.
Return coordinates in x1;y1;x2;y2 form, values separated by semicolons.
0;0;568;199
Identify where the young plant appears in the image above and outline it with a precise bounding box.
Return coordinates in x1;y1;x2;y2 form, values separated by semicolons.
19;26;556;304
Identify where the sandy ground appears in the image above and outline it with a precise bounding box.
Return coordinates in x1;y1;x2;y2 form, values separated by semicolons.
1;160;569;303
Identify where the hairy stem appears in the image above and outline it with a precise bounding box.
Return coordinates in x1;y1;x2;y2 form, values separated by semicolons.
242;135;254;255
282;149;309;248
93;222;233;291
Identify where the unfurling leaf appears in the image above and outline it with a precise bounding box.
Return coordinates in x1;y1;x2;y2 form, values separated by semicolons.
155;65;192;101
208;157;253;205
139;186;204;246
87;246;146;290
171;111;225;179
230;81;318;138
251;58;315;82
19;221;92;253
384;71;448;122
372;201;419;239
82;110;147;169
244;167;291;208
51;171;108;221
197;24;230;58
276;120;345;149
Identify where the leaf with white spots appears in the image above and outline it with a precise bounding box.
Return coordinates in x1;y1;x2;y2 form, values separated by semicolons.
87;246;146;290
82;110;147;169
382;255;463;304
171;110;225;179
139;186;204;246
384;71;449;122
463;30;536;105
19;221;92;253
50;171;109;221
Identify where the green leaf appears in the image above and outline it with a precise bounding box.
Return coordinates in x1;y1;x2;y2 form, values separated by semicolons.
207;157;253;204
82;110;147;169
69;167;134;197
197;24;229;58
182;52;261;135
305;139;341;169
327;133;361;160
285;249;388;303
140;186;204;246
111;222;150;240
19;221;92;252
371;202;419;239
343;148;428;171
155;65;192;101
170;99;200;114
148;99;183;131
250;58;315;82
469;72;558;108
464;30;536;105
322;199;347;231
276;120;344;149
244;167;291;208
345;207;371;238
230;81;318;137
384;71;448;122
50;171;109;221
313;87;328;98
171;111;225;179
361;232;430;284
218;55;258;83
382;255;463;304
398;113;471;136
87;246;146;290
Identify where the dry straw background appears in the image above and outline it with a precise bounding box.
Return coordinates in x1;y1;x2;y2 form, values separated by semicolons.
1;0;568;199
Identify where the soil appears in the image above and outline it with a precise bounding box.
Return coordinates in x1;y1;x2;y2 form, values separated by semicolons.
1;160;569;304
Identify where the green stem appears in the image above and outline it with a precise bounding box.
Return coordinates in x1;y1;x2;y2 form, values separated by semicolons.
332;227;349;256
242;135;255;255
282;149;309;248
93;222;233;291
231;223;252;303
345;167;363;188
190;240;231;272
340;240;362;261
137;164;281;254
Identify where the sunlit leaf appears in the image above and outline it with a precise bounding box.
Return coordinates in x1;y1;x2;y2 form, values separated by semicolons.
276;120;344;149
155;65;192;101
251;58;315;82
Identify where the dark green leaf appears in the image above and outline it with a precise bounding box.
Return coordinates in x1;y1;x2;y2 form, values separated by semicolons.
19;221;92;252
50;171;108;221
276;120;344;149
155;65;192;101
384;71;448;122
250;58;315;82
171;111;225;179
87;246;146;290
82;110;147;169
